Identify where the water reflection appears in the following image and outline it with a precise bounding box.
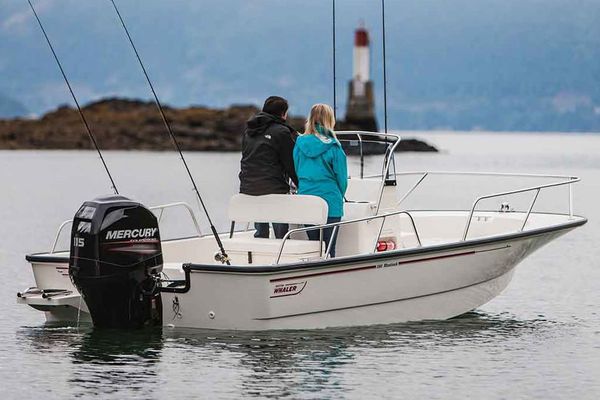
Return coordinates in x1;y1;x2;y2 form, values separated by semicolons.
15;311;559;398
69;328;164;397
18;324;164;398
162;311;554;398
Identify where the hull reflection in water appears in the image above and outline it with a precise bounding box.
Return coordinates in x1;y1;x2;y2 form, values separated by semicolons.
16;311;551;398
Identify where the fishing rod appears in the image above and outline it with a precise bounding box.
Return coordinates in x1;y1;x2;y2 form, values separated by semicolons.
109;0;230;265
26;0;119;195
332;0;337;119
380;0;397;182
381;0;389;134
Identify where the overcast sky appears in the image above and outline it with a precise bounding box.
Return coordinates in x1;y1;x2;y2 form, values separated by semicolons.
1;0;599;130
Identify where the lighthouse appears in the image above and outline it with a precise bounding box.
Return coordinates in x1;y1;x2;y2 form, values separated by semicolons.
345;24;377;132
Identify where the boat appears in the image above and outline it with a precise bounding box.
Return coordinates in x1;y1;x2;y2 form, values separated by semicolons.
17;131;587;330
18;1;586;330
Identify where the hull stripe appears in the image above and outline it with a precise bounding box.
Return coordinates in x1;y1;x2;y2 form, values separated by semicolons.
270;245;508;283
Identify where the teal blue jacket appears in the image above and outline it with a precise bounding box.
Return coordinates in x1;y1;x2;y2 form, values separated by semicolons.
293;131;348;217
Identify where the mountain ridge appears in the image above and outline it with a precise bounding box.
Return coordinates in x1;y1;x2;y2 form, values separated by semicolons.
2;0;599;131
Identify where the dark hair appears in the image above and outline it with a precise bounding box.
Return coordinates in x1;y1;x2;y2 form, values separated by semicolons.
262;96;288;117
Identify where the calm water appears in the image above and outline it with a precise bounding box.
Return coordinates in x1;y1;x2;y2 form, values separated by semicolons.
1;132;599;399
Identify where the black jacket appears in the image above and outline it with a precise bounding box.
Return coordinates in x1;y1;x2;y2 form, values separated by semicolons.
239;112;299;195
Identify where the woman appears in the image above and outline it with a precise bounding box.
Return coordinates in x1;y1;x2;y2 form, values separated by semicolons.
293;103;348;257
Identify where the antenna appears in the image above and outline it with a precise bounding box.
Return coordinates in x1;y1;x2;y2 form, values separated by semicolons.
27;0;118;195
381;0;389;133
332;0;337;119
109;0;230;265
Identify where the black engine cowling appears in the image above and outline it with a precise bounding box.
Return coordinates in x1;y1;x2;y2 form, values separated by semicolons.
69;195;163;328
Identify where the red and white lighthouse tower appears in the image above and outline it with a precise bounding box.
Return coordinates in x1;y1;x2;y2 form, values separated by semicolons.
352;26;370;96
346;24;377;131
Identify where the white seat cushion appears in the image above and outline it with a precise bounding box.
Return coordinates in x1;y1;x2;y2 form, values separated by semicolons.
229;194;328;225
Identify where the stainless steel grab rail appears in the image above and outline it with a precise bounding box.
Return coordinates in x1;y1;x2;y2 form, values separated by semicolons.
50;201;203;253
336;131;402;214
382;170;579;206
362;170;579;241
153;201;203;239
275;209;421;264
461;176;580;240
50;219;74;254
383;171;577;224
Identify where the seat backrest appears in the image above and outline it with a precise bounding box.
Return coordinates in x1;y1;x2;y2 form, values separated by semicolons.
228;194;328;225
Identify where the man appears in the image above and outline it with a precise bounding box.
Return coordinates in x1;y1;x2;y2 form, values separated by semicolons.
239;96;299;238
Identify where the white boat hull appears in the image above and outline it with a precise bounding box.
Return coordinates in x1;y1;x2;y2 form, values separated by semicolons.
161;229;564;330
19;211;583;330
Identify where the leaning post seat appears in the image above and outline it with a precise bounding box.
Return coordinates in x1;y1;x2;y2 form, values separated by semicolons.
223;194;329;265
345;177;383;203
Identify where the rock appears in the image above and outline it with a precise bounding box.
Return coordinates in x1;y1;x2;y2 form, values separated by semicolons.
397;138;437;152
0;97;438;152
335;120;438;154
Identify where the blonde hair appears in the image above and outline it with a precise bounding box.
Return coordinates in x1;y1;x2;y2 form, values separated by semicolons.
304;103;336;136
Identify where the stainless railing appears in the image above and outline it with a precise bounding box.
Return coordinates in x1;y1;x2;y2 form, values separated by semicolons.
336;131;402;214
379;171;579;241
50;201;203;253
274;170;580;262
50;219;75;254
390;171;579;206
461;176;579;240
336;131;402;177
275;209;421;264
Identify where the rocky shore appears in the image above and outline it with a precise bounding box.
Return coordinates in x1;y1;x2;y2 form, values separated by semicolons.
0;98;437;152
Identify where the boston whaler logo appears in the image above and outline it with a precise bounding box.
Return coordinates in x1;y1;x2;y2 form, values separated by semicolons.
105;228;158;240
271;281;307;298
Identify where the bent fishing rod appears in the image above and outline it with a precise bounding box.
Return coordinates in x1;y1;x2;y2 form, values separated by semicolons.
109;0;230;265
27;0;119;195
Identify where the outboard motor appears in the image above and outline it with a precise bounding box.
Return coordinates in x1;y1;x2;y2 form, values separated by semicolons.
69;195;163;328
